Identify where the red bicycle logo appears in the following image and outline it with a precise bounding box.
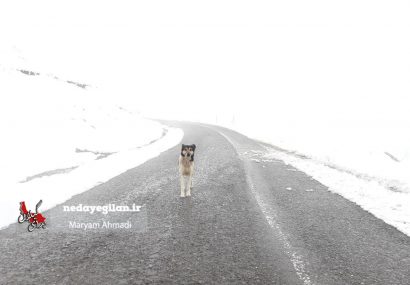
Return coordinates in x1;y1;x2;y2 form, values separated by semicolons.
18;200;47;232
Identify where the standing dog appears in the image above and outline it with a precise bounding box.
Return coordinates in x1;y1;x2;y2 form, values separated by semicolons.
179;144;196;197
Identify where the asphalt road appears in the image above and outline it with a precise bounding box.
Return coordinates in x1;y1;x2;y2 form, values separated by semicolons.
1;122;409;284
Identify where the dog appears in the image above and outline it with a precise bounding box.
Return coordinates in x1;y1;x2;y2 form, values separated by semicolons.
179;144;196;197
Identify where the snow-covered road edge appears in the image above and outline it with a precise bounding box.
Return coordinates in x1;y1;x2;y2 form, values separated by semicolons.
1;126;184;230
260;146;410;237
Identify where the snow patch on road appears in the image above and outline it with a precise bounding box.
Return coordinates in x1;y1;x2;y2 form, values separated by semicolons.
215;128;314;285
247;178;313;285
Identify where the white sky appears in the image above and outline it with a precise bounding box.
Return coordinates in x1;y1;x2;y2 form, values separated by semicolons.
1;0;409;126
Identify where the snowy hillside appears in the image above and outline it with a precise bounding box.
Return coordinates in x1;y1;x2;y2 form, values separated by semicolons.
0;64;183;230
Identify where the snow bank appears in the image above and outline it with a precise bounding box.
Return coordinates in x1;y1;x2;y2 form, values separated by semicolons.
0;66;183;230
227;121;410;194
213;109;410;236
211;112;410;236
261;146;410;237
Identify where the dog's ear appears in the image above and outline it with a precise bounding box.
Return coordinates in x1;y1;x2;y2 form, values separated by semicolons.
181;144;185;150
192;144;196;151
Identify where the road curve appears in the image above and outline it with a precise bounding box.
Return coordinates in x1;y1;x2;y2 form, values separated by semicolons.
0;122;409;284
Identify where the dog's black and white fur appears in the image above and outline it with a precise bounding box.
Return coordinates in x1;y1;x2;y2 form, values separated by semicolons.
179;144;196;197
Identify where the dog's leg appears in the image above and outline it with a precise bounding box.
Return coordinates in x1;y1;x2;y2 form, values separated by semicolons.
180;175;185;197
190;165;194;191
186;175;192;197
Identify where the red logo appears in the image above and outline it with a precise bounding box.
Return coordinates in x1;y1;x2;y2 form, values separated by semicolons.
18;200;47;232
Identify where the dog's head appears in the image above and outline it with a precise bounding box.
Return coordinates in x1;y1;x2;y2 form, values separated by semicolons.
181;144;196;161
